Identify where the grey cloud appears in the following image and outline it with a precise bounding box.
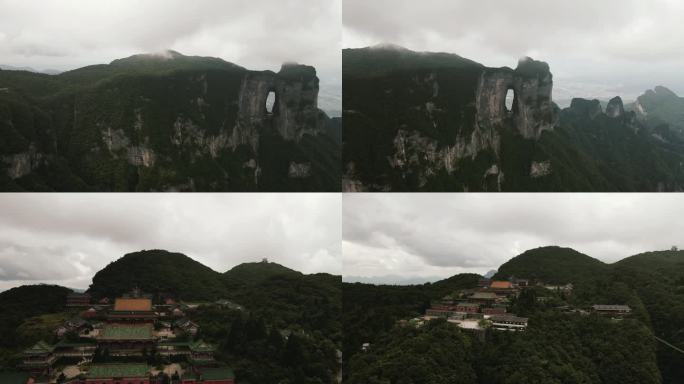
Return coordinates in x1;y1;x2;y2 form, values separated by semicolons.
344;0;684;100
0;0;341;114
0;194;341;291
343;194;684;283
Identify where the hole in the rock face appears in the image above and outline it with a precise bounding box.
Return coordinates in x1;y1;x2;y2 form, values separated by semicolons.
505;88;515;112
266;91;276;113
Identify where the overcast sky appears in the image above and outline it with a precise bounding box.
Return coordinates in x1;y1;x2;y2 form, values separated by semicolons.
0;0;341;114
343;194;683;285
344;0;684;104
0;194;341;291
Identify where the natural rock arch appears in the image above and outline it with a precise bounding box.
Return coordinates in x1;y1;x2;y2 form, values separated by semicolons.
265;90;276;114
505;88;515;113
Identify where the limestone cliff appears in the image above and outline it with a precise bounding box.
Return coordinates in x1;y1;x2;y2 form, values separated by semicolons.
343;47;560;191
343;46;684;191
0;53;340;191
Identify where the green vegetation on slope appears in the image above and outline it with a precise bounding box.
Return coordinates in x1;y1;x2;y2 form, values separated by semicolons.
0;285;72;366
0;52;340;192
88;249;226;301
343;247;684;383
342;47;684;191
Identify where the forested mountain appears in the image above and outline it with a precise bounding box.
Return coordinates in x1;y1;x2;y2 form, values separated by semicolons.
343;246;684;383
0;51;341;191
343;45;684;191
0;285;72;362
0;250;341;383
88;249;227;301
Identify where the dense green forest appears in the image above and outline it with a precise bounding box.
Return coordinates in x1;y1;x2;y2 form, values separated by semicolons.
0;249;341;383
0;51;341;192
343;246;684;383
343;46;684;191
0;285;72;367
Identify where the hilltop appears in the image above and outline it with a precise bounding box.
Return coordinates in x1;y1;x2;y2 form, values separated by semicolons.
88;249;226;301
0;51;340;192
343;45;684;192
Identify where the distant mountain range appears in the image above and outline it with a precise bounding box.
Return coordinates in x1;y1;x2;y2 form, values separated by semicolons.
343;245;684;383
0;65;62;75
0;51;341;191
343;45;684;192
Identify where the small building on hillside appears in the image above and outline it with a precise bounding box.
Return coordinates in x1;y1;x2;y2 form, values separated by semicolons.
490;315;528;331
455;302;480;313
469;292;499;304
591;304;632;316
483;307;507;316
542;283;573;293
188;340;217;365
488;281;518;296
425;308;459;318
66;293;91;308
174;318;200;336
21;341;56;374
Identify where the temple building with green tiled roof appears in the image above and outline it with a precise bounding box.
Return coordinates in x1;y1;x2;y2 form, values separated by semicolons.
85;364;149;383
188;340;217;365
181;366;236;384
21;341;56;373
99;323;155;340
97;323;156;356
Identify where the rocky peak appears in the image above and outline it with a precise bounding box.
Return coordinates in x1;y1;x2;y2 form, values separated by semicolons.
569;98;603;119
476;57;558;139
638;85;680;108
653;85;678;99
237;63;325;142
605;96;625;118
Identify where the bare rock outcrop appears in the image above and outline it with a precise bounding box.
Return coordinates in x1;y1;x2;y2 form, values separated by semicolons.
237;64;327;143
476;57;558;139
605;96;625;118
2;144;43;179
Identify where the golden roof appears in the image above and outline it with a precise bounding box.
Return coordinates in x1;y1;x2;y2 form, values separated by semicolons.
113;298;152;311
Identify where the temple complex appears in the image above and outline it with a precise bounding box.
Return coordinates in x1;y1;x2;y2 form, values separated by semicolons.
17;290;235;384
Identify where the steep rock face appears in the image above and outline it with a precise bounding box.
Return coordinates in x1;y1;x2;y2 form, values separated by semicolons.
2;144;43;179
569;98;603;119
476;57;558;139
631;86;684;138
343;47;559;191
606;96;625;118
238;64;326;142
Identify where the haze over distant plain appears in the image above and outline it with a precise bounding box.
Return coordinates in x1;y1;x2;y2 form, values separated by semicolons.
343;0;684;104
0;0;341;115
